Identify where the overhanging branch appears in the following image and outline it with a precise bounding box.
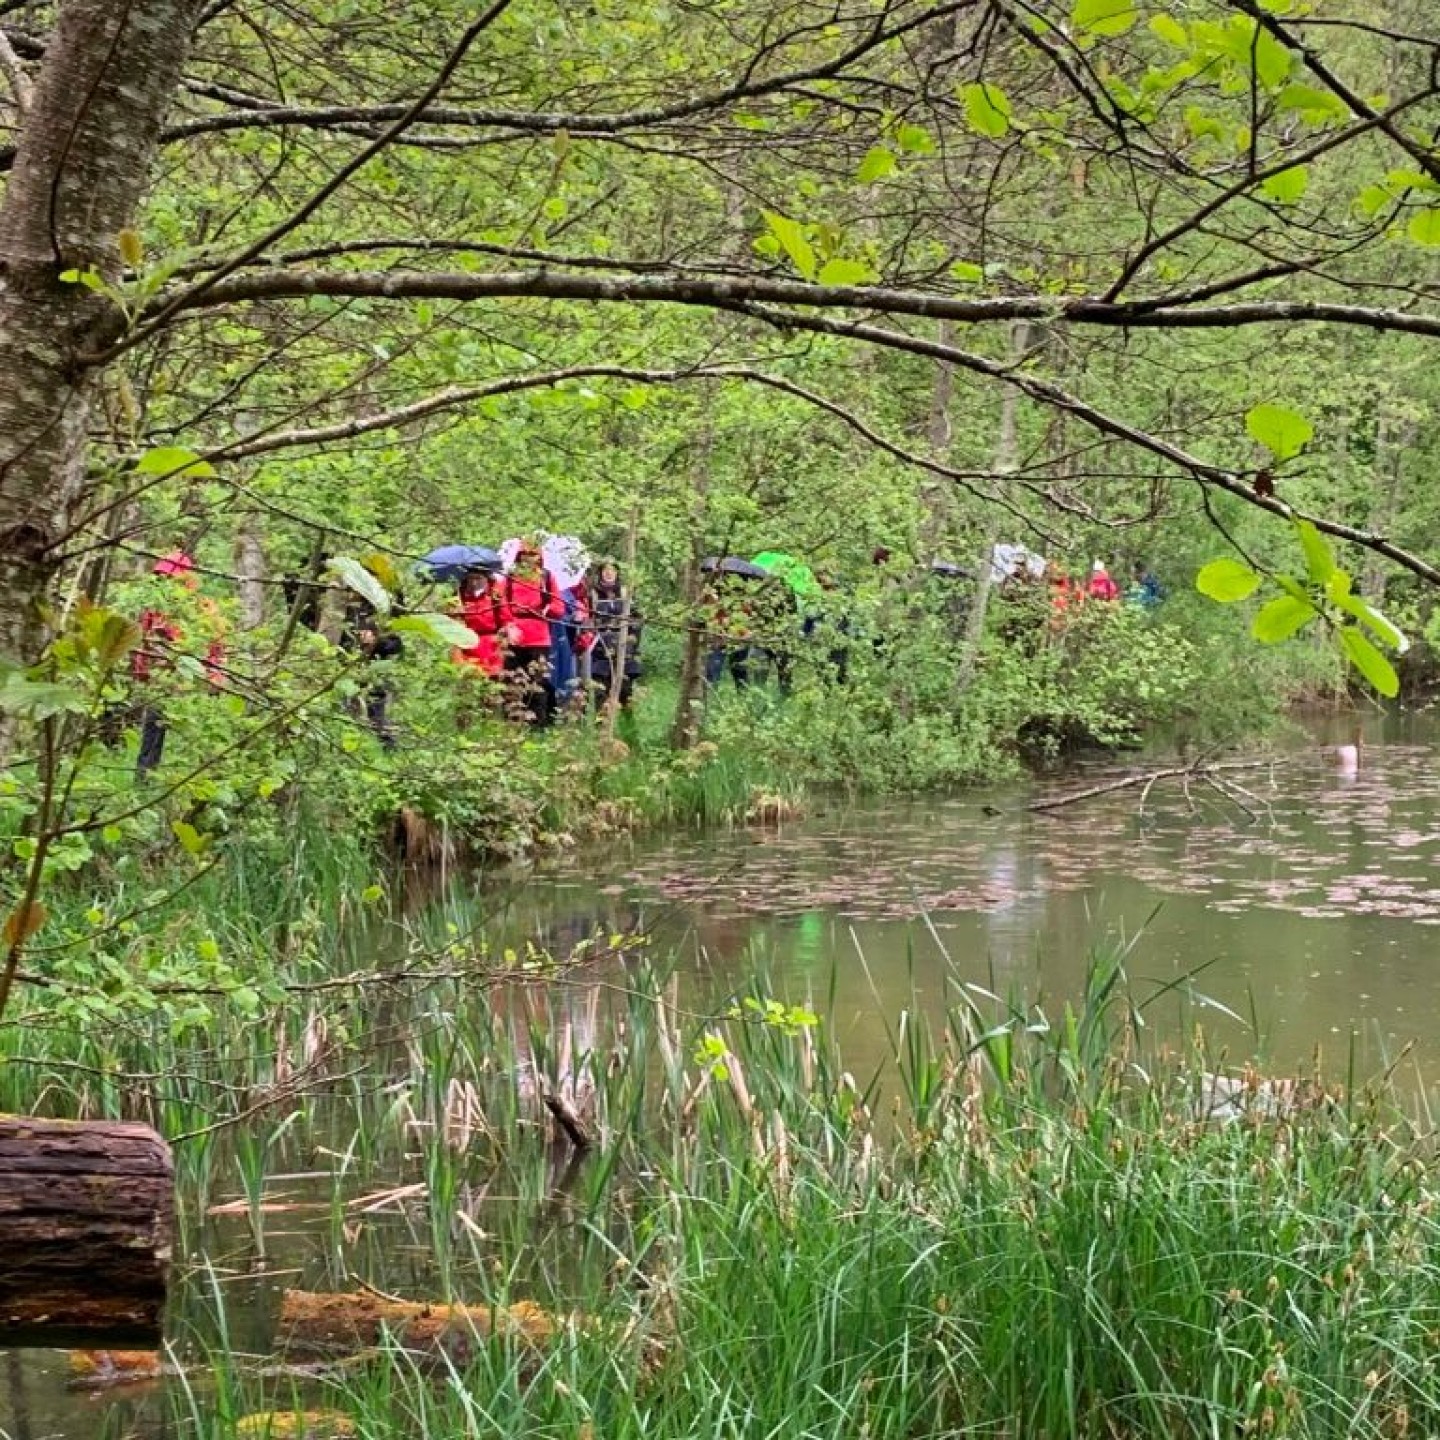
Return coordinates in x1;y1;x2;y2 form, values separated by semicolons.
148;265;1440;344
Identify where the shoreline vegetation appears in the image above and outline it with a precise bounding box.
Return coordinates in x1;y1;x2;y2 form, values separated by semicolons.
7;952;1439;1439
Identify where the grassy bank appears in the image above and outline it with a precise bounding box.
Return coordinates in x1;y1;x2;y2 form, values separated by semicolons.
5;946;1437;1439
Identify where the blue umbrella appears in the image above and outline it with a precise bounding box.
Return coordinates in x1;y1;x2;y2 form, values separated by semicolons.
419;545;502;582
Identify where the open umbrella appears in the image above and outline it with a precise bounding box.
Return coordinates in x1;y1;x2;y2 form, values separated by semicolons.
501;535;592;589
752;550;819;597
700;555;770;580
419;545;502;582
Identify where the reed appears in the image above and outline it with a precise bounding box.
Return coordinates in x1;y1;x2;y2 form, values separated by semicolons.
9;944;1440;1439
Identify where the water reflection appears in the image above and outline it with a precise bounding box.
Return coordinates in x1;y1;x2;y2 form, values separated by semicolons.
503;710;1440;1085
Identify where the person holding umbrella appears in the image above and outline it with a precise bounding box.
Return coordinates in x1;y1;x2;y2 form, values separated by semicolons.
501;539;565;725
451;568;507;678
699;557;767;689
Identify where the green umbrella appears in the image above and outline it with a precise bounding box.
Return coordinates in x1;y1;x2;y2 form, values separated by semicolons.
752;550;819;597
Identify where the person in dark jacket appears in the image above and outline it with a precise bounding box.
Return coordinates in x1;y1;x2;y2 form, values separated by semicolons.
588;561;642;708
342;601;403;747
701;575;754;688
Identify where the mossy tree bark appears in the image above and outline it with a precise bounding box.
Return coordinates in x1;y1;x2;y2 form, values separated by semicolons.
0;0;202;669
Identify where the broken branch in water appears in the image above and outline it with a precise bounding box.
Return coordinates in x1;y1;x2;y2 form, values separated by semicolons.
539;1077;592;1152
1026;757;1283;815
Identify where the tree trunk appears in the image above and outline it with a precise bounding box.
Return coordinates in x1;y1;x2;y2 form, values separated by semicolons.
0;0;201;667
921;319;956;552
236;515;268;629
0;1117;173;1348
602;504;639;738
954;321;1035;691
1360;412;1414;608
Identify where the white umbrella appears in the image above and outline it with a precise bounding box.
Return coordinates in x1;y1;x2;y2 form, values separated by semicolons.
501;534;591;589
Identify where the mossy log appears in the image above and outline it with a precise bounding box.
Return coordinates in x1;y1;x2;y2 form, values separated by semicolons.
277;1288;561;1362
0;1117;173;1348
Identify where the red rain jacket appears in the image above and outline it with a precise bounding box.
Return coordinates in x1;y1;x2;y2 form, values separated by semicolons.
503;570;563;649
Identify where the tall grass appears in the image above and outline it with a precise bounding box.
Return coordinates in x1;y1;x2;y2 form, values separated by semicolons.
7;944;1440;1439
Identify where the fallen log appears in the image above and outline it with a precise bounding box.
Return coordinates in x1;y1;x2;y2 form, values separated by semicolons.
0;1117;173;1348
277;1288;562;1364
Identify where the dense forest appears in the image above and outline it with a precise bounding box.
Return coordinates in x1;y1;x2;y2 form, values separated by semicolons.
7;8;1440;1438
1;0;1438;1005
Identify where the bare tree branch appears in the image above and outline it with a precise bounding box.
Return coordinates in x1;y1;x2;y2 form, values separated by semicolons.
147;265;1440;345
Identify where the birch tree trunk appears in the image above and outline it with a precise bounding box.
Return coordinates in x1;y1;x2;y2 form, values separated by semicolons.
0;0;200;665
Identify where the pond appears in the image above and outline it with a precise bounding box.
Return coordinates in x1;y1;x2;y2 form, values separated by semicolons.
8;707;1440;1438
499;706;1440;1087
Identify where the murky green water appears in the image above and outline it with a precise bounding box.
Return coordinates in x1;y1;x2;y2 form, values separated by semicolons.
9;709;1440;1436
501;708;1440;1087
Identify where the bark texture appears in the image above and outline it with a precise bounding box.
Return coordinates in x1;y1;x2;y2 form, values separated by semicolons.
0;0;200;663
0;1116;173;1348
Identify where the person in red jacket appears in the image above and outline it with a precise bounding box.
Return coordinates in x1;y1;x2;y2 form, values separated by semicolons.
502;542;564;725
130;551;226;775
1087;559;1120;602
451;569;507;678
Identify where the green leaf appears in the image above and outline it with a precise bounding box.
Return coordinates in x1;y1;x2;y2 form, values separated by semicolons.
950;260;985;283
171;820;210;856
1356;184;1391;218
328;555;391;616
856;146;897;182
1251;594;1317;643
1293;518;1335;584
1338;626;1399;697
1251;28;1293;89
894;123;934;154
58;267;105;292
0;674;88;719
761;210;817;280
96;614;142;668
136;445;216;479
817;257;875;286
1195;558;1261;603
1072;0;1137;36
1246;402;1312;461
1406;208;1440;246
1276;82;1348;124
1149;14;1188;46
390;612;477;647
1260;165;1308;204
1332;592;1409;653
961;83;1013;138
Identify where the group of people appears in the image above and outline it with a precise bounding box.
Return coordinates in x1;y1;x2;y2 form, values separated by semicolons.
1044;559;1164;620
119;535;1167;772
990;547;1164;625
446;542;641;727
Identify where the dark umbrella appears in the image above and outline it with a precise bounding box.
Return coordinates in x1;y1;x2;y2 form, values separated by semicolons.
419;545;503;582
700;555;771;579
929;560;974;579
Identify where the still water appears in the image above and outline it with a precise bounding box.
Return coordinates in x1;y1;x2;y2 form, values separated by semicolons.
499;708;1440;1088
8;709;1440;1437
